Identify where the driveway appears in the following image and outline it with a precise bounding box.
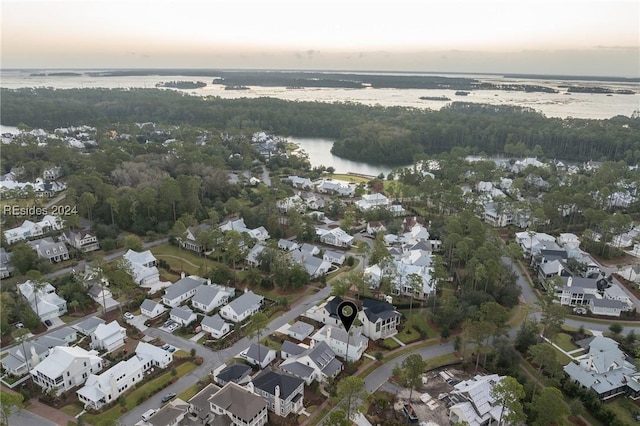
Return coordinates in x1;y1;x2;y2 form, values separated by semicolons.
127;314;148;332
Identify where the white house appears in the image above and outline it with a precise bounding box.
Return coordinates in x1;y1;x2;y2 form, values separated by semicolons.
359;298;401;340
278;239;300;252
366;221;387;235
286;321;315;341
311;325;368;362
323;249;346;266
251;369;305;417
317;227;354;248
620;265;640;283
162;275;207;307
122;249;160;286
589;298;626;317
180;224;212;253
219;290;263;323
140;299;166;319
77;355;145;410
240;343;276;369
448;374;507;426
191;284;235;313
90;321;126;353
201;314;231;339
280;340;342;385
61;229;100;252
27;237;70;263
208;382;268;426
1;330;75;376
30;346;103;395
246;243;266;267
135;341;173;369
73;317;105;336
355;193;390;211
170;306;198;326
18;280;67;322
288;175;312;189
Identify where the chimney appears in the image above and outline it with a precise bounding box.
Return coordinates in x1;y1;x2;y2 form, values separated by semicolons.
207;278;212;285
558;263;562;276
180;271;185;279
326;326;332;341
310;339;315;348
274;385;281;415
244;287;248;294
567;277;573;287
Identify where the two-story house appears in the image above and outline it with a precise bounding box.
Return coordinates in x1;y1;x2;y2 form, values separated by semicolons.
162;275;207;307
251;369;305;417
359;298;401;340
61;229;100;252
191;284;235;313
90;321;126;353
77;355;145;410
30;346;103;395
208;382;268;426
280;340;342;385
18;280;67;323
219;290;263;323
311;325;368;362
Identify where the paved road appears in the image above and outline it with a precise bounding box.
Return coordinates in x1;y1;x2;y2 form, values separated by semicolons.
119;283;334;425
8;407;57;426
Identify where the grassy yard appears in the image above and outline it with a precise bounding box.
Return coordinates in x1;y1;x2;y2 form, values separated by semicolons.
330;174;371;184
396;326;423;345
150;243;219;277
61;402;84;417
382;337;401;350
425;353;461;370
399;309;439;339
178;382;204;401
606;397;640;425
82;361;198;426
553;333;579;352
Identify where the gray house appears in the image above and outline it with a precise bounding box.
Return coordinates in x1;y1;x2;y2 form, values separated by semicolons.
209;382;268;426
251;369;305;417
214;363;252;387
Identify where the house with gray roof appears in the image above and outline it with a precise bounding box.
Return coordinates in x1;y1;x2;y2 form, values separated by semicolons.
146;398;190;426
201;314;231;339
170;306;197;326
564;336;640;400
27;237;70;263
241;343;276;369
312;325;368;362
162;275;207;307
246;243;266;267
281;340;342;385
251;369;305;417
359;298;401;340
278;239;299;252
322;249;346;266
74;317;105;336
209;382;268;426
589;297;627;317
280;341;307;359
448;374;507;426
191;284;235;313
188;383;222;423
140;299;166;319
1;330;75;376
286;321;314;341
214;363;252;387
219;290;263;323
0;247;14;278
18;280;67;322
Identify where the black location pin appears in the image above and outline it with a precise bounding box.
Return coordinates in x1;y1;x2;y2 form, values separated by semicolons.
337;300;358;332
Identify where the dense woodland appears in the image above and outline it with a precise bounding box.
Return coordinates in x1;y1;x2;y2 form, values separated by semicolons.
2;88;639;165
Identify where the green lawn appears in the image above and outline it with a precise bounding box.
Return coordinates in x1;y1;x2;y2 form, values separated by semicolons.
399;309;439;338
61;403;84;417
553;333;579;352
606;397;640;426
382;337;401;350
82;362;198;426
396;326;423;345
330;174;371;184
178;382;204;401
150;243;220;277
425;353;461;370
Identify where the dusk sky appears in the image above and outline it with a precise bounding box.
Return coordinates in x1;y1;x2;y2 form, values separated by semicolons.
2;0;639;77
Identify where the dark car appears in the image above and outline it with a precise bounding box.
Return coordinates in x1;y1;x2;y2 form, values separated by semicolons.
161;392;176;403
44;320;52;327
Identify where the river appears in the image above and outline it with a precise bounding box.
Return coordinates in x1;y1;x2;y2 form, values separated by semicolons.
1;70;639;119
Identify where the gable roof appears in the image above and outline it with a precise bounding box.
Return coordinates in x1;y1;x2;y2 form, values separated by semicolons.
164;276;206;300
141;299;161;312
246;343;273;363
209;382;267;421
362;298;400;323
281;341;306;356
324;296;344;320
74;317;106;335
225;291;263;316
252;369;304;399
201;314;227;330
215;363;252;385
32;346;101;378
93;321;124;341
171;306;195;321
287;321;314;340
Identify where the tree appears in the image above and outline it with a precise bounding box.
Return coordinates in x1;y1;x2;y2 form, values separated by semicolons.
490;376;526;425
246;312;269;369
326;410;350;426
0;390;24;425
527;344;560;397
609;323;623;336
528;387;568;426
515;319;539;353
123;234;143;251
10;243;38;275
393;354;427;402
406;273;422;320
335;376;369;421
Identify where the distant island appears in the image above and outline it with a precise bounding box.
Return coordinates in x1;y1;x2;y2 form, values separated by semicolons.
29;72;82;77
419;96;451;101
566;86;635;95
155;81;207;89
224;85;250;90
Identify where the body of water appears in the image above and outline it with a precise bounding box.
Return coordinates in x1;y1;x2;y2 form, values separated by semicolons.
1;70;639;119
287;136;406;176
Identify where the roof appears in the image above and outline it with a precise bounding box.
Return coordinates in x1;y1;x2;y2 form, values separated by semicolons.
215;363;252;384
281;361;315;379
252;369;304;399
164;276;206;301
188;383;221;413
123;249;156;266
313;325;367;348
47;327;76;341
225;291;263;316
209;382;267;421
171;306;195;321
288;321;314;339
135;341;169;362
141;299;161;312
32;346;101;379
590;298;626;309
362;298;400;323
201;314;227;330
148;400;189;426
245;343;273;363
281;341;306;356
192;285;232;306
324;296;344;319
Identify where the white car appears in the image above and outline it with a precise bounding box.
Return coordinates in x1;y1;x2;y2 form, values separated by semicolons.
124;312;135;320
168;323;180;331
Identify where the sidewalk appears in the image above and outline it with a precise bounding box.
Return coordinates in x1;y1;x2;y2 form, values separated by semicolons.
25;398;79;426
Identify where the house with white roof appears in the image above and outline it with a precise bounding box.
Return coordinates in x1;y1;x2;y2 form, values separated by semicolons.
620;264;640;283
3;214;64;244
355;193;390;211
170;306;197;326
287;175;312;190
220;290;263;323
448;374;508;426
311;325;368;362
30;346;103;395
564;336;640;400
77;354;145;410
122;249;159;286
278;239;299;252
514;231;556;256
18;280;67;322
277;195;306;214
135;341;172;369
201;314;231;339
219;217;270;242
323;249;346;266
1;329;76;376
315;179;356;197
191;284;235;313
317;227;354;248
280;340;342;385
90;321;126;353
162;275;207;307
0;247;13;278
61;229;100;252
140;299;167;319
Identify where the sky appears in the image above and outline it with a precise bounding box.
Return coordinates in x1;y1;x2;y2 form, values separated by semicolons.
1;0;639;77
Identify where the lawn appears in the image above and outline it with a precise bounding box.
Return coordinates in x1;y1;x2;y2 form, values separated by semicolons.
330;173;371;184
61;402;84;417
424;353;461;370
553;333;579;352
178;382;204;401
382;337;401;350
606;397;640;425
396;326;423;345
399;309;439;339
82;361;198;426
150;243;219;277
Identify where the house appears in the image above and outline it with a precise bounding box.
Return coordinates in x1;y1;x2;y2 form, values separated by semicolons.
300;243;320;256
181;223;212;253
170;306;198;326
43;166;62;181
73;317;106;336
277;195;306;214
555;276;608;307
305;296;344;327
311;325;368;362
1;330;76;376
2;215;63;245
296;254;332;279
47;327;78;345
135;341;173;369
87;283;112;306
241;343;277;369
389;204;406;217
122;249;160;286
288;175;312;190
201;314;231;339
366;221;387;235
316;179;355;197
18;280;67;322
61;229;100;252
90;321;126;353
280;340;342;385
30;346;103;395
359;298;401;340
214;363;252;387
246;243;266;267
317;227;354;248
191;284;235;313
286;321;315;341
448;374;508;426
140;299;167;319
27;237;70;263
0;247;14;278
219;217;270;242
208;382;268;426
162;275;207;307
514;231;556;256
620;264;640;283
251;369;305;417
77;355;146;410
278;239;300;252
564;336;640;400
323;249;346;266
188;383;222;424
146;398;190;426
589;298;626;317
538;259;570;282
220;290;263;323
355;193;390;211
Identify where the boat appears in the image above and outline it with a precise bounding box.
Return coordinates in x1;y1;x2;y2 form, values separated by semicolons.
403;404;419;423
455;91;469;96
419;96;451;101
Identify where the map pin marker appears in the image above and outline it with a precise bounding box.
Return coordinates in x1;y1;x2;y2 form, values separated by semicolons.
337;300;357;332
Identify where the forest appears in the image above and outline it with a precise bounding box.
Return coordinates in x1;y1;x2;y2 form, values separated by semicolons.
1;87;639;165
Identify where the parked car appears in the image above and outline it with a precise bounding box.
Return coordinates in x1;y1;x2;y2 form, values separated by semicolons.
168;323;180;331
163;320;174;328
168;347;176;353
44;320;52;327
124;312;134;320
161;392;176;403
15;322;24;328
